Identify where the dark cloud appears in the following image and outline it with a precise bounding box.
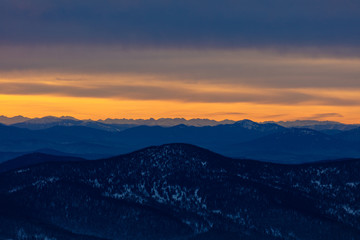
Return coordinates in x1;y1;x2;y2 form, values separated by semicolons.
55;77;86;81
1;47;360;89
309;113;344;119
0;82;358;106
208;112;246;116
0;0;359;47
261;114;289;119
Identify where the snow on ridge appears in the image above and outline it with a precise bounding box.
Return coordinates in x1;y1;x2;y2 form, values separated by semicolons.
16;168;30;174
342;205;360;216
32;177;59;189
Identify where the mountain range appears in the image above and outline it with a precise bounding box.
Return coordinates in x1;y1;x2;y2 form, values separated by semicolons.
2;117;360;163
0;116;236;129
2;116;359;130
0;143;359;239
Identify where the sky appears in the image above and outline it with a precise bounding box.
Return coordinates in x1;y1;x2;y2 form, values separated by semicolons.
1;0;360;123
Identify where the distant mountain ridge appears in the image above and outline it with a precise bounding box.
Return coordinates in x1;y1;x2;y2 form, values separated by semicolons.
0;115;236;128
2;115;359;129
99;117;236;127
2;119;360;163
269;120;360;131
0;115;30;125
0;143;359;239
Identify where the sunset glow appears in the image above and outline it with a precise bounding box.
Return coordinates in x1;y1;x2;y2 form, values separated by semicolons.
1;48;360;123
1;1;359;123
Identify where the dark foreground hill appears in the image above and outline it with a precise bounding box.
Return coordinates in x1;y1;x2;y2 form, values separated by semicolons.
0;144;360;239
0;152;85;173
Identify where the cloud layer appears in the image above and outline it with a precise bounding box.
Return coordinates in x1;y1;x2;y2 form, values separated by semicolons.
1;47;360;88
0;0;359;47
1;1;360;122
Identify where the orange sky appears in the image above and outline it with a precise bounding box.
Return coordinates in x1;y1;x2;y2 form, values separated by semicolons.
1;1;360;124
1;93;360;123
1;47;360;123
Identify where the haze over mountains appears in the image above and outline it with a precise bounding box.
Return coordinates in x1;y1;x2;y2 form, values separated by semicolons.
0;115;236;128
1;143;359;239
1;116;360;164
2;115;360;129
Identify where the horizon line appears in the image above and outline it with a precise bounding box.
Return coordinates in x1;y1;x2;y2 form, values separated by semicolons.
0;114;358;125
